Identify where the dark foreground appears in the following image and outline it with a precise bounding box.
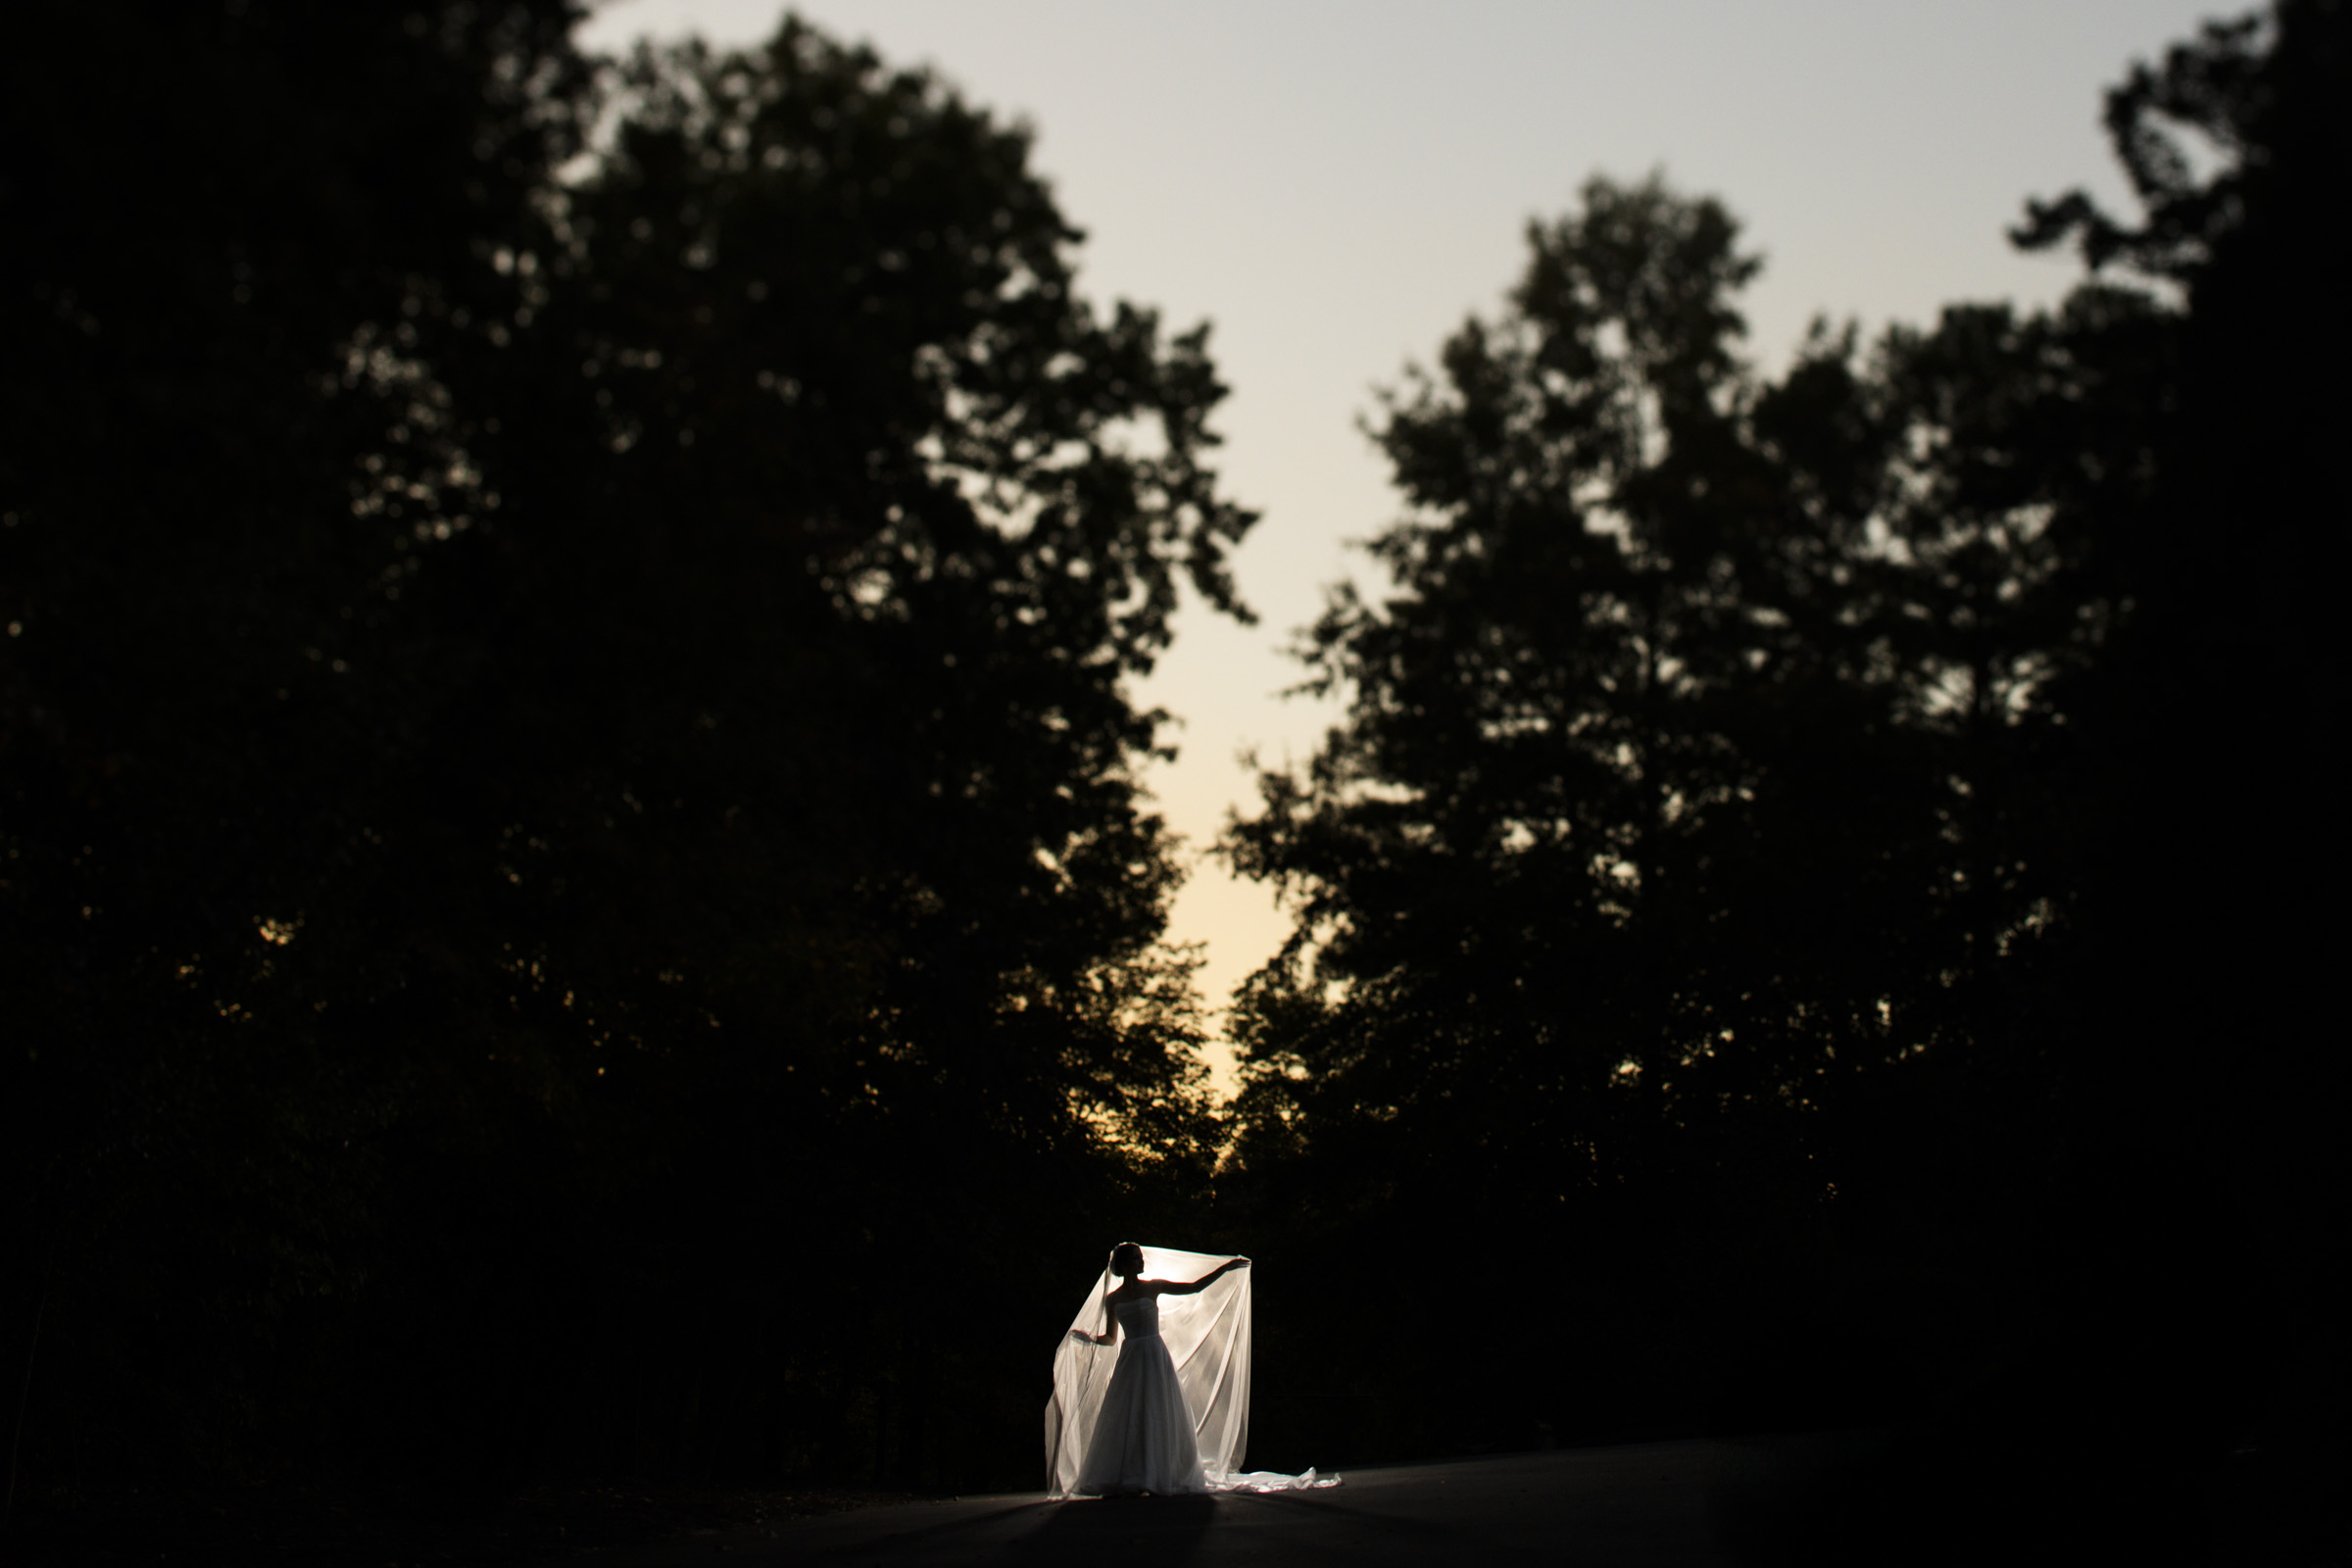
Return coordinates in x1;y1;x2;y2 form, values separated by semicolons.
5;1429;2328;1565
606;1446;1728;1568
597;1433;2327;1568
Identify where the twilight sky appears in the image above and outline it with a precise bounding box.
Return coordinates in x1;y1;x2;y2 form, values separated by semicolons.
578;0;2219;1088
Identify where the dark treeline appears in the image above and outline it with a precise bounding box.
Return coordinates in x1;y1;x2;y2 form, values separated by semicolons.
1218;2;2346;1553
4;0;1242;1506
1;0;2343;1555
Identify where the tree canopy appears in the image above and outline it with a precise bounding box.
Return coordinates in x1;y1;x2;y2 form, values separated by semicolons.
1219;0;2342;1475
3;0;1248;1494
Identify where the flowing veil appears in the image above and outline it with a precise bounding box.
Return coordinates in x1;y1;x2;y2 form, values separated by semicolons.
1044;1244;1334;1497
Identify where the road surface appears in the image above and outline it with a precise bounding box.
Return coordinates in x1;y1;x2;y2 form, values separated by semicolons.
607;1439;1791;1566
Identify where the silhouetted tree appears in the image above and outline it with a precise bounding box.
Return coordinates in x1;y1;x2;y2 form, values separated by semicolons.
1218;177;2075;1216
3;0;600;1488
2013;0;2348;1189
2;2;1247;1498
1221;0;2344;1464
1218;175;1979;1455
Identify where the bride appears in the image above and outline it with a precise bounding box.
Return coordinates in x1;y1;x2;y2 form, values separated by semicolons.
1045;1242;1336;1498
1070;1244;1248;1495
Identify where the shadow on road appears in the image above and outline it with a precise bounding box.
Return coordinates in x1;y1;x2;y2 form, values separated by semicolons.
1023;1494;1216;1565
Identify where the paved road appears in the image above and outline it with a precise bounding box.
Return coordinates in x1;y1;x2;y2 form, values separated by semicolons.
607;1440;1782;1566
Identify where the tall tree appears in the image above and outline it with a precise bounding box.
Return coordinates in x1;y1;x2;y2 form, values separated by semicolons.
2;0;599;1486
1213;175;2216;1458
1222;1;2342;1486
1218;176;1957;1455
1224;176;1940;1201
2;3;1247;1494
2013;0;2349;1172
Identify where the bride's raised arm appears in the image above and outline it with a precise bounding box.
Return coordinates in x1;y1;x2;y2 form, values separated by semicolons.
1152;1256;1250;1297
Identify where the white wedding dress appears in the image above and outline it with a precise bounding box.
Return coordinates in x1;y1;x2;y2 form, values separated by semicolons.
1045;1245;1338;1498
1074;1293;1210;1495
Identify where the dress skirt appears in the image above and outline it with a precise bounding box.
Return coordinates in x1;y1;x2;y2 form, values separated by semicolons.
1072;1327;1207;1496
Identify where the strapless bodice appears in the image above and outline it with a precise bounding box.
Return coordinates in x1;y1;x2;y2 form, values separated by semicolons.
1111;1295;1160;1339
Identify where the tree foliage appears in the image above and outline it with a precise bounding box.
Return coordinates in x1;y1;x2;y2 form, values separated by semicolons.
1221;1;2343;1470
1225;175;2157;1192
2012;0;2349;1151
1;1;1247;1494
